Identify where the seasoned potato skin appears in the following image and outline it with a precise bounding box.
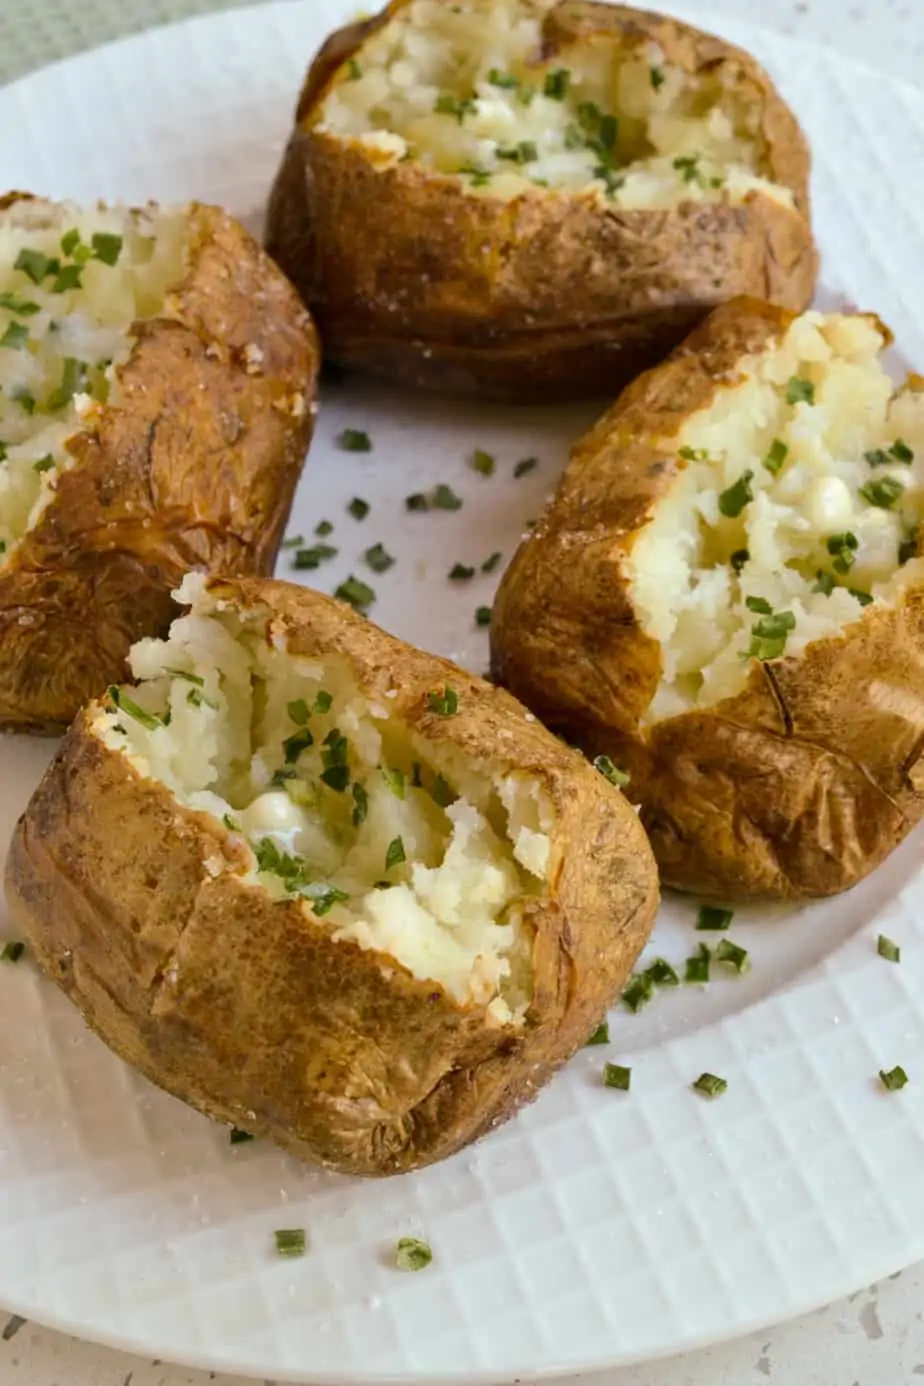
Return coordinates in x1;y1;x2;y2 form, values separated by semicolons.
5;577;659;1176
265;0;817;403
491;297;924;901
0;197;319;734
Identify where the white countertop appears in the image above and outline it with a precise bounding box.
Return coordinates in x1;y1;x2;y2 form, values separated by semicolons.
3;0;924;1382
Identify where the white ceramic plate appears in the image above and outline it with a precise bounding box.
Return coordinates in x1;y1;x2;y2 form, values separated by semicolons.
2;3;924;1381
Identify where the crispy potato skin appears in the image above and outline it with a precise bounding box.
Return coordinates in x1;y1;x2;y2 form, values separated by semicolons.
0;199;320;734
265;1;817;403
491;297;924;901
5;577;659;1175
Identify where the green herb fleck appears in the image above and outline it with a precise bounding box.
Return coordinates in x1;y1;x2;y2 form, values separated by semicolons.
335;575;375;610
347;58;363;80
51;263;84;293
827;532;858;574
475;605;492;628
471;448;495;476
488;69;519;89
0;293;40;315
283;727;314;764
315;519;334;537
381;765;405;799
364;542;394;573
745;610;796;661
685;943;711;984
764;438;789;475
351;782;368;827
435;93;476;123
292;544;337;570
47;356;87;411
497;140;539;165
513;456;538;478
280;534;304;549
60;228;81;256
348;497;370;521
786;376;815;406
385;836;406;872
860;476;904;510
91;232;123;266
586;1021;609;1046
107;685;162;731
692;1072;727;1098
745;595;773;615
697;905;733;931
679;445;709;462
287;698;310;725
594;755;630;788
338;428;372;453
274;1229;306;1258
880;1065;909;1091
645;958;680;988
432;773;454;808
14;248;59;284
715;939;750;974
427;685;459;717
890;438;914;463
718;471;754;519
301;881;349;915
878;933;901;963
1;941;25;963
186;687;218;711
544;68;571;99
449;562;475;581
650;65;666;89
460;165;492;187
622;972;654;1013
395;1237;432;1271
13;388;35;414
849;588;873;606
482;550;503;573
33;454;54;474
603;1063;631;1090
814;570;835;596
314;690;333;714
223;814;240;832
230;1128;254;1145
0;321;29;350
730;548;749;574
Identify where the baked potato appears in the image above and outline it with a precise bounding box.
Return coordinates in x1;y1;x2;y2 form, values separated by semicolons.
0;194;319;733
266;0;816;404
5;574;658;1175
492;298;924;900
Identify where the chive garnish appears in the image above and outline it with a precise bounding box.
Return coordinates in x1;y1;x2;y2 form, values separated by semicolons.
513;456;538;478
381;765;405;799
435;93;476;123
745;610;795;661
274;1229;306;1257
586;1021;610;1046
692;1072;727;1097
449;563;475;581
348;497;370;521
291;544;337;570
405;484;463;512
287;698;310;725
475;606;492;627
814;570;835;595
718;471;754;519
471;448;495;476
0;321;29;350
51;263;84;293
730;548;749;574
301;882;349;915
860;476;904;510
685;944;711;984
763;438;788;475
1;941;25;963
338;429;372;452
849;588;873;606
385;836;406;871
488;69;519;89
395;1238;432;1271
745;596;772;615
673;154;702;183
715;939;750;974
107;685;162;730
650;66;666;89
622;972;654;1013
603;1063;631;1090
481;551;503;573
427;686;459;716
880;1066;909;1091
33;455;54;474
594;755;630;787
283;728;314;764
91;232;123;266
0;293;40;315
497;140;539;164
347;58;363;80
827;532;858;574
230;1128;254;1145
280;534;304;549
315;519;334;536
314;690;333;713
14;248;58;284
679;446;708;462
645;958;680;987
878;934;900;963
890;439;914;463
432;773;454;807
364;542;394;573
335;575;375;610
786;376;815;405
697;905;733;931
47;356;87;410
351;782;368;827
544;68;571;99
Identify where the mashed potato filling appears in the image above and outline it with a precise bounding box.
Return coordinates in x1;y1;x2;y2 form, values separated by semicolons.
627;311;924;720
0;201;189;563
318;0;791;209
94;585;552;1022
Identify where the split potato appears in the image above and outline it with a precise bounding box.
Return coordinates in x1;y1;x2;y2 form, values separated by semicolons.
0;194;319;732
266;0;816;403
5;575;658;1175
492;298;924;900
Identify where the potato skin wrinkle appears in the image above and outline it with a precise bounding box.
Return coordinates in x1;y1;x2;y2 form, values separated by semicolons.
491;298;924;900
265;0;816;403
0;195;319;733
5;577;659;1176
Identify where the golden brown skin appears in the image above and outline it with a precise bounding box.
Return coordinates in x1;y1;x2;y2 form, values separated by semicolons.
5;577;659;1176
265;0;817;404
0;198;320;733
491;298;924;901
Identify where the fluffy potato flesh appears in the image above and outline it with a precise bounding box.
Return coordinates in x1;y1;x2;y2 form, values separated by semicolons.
97;579;552;1022
629;311;924;721
319;0;792;209
0;201;188;559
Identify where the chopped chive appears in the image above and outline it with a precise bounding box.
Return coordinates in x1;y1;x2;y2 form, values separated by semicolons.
283;728;314;764
51;263;84;293
314;690;333;714
13;388;35;414
786;376;815;406
763;438;789;475
351;782;368;827
481;551;503;573
223;814;240;832
315;519;334;536
287;698;310;725
301;881;349;914
679;445;709;462
186;687;218;711
381;765;405;799
274;1229;306;1258
860;476;904;510
645;958;680;987
475;605;492;628
488;69;519;89
364;542;394;573
406;484;464;512
878;934;901;963
449;562;475;581
603;1063;631;1090
650;65;666;89
405;492;427;511
338;429;371;452
814;570;835;596
745;610;795;662
730;548;749;574
432;773;454;808
47;356;87;410
435;92;476;123
91;232;123;266
745;596;773;615
890;439;914;463
715;939;750;974
280;534;304;549
291;544;337;570
685;943;711;984
513;456;538;479
594;755;630;788
497;140;539;164
1;941;25;963
880;1066;909;1090
335;575;375;610
544;68;571;99
471;448;495;476
33;454;55;474
348;497;370;522
622;972;654;1013
460;164;492;187
107;685;162;730
864;449;891;469
0;321;29;350
385;836;406;871
230;1128;254;1145
673;154;702;183
849;588;873;606
411;761;423;788
320;764;351;792
395;1237;432;1271
14;248;59;284
585;1021;610;1046
0;293;40;315
60;228;81;256
718;471;754;519
692;1072;727;1098
827;532;858;574
427;686;459;716
347;57;363;80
